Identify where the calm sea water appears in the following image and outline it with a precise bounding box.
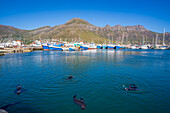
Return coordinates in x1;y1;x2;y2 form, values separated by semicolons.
0;49;170;113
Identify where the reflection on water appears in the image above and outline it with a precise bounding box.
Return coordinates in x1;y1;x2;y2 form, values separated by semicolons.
0;49;170;113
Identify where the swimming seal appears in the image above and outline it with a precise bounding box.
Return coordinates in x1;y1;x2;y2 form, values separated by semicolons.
14;85;27;95
125;84;138;91
67;76;74;80
73;95;86;110
0;102;21;113
16;85;22;90
14;85;22;95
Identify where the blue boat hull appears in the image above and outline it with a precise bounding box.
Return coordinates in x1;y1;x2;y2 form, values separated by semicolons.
80;46;88;50
115;46;125;49
97;46;102;49
107;46;115;49
69;48;75;51
49;47;63;51
42;45;49;50
102;45;107;49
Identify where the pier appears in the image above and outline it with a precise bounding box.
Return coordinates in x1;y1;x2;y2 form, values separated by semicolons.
0;47;43;54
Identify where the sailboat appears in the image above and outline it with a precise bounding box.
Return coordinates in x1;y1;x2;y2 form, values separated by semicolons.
159;28;167;49
107;34;115;49
140;36;149;49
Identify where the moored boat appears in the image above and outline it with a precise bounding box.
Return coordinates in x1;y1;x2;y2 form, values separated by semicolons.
114;45;125;49
131;45;137;49
97;45;102;49
102;45;107;49
49;44;63;51
107;44;115;49
140;45;149;49
69;47;75;51
80;43;97;50
159;46;167;50
42;43;49;50
0;43;5;49
80;45;88;50
62;47;69;51
131;45;140;49
88;44;97;50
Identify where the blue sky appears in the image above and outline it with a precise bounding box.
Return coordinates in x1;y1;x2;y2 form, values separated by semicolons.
0;0;169;33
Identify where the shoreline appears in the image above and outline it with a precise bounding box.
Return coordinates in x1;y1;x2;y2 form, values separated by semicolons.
0;47;43;54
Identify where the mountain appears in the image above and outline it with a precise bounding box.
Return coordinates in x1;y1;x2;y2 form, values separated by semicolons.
0;25;26;40
0;18;169;45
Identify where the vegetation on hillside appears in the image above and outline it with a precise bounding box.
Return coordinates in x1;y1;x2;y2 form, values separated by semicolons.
0;18;169;45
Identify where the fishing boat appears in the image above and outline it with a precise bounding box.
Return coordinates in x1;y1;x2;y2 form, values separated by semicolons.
140;45;149;49
62;47;69;51
131;45;140;49
107;44;115;49
30;40;42;47
64;43;75;51
102;45;107;49
42;43;49;50
69;47;79;51
67;43;79;51
80;43;97;50
159;46;167;50
115;45;125;49
131;45;137;49
0;43;4;49
88;43;97;49
69;47;75;51
74;42;83;47
48;43;63;51
97;45;102;49
80;45;88;50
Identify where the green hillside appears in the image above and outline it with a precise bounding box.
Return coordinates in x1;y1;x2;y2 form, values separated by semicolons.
0;18;169;45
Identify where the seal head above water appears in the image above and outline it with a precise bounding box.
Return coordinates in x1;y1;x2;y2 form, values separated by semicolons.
125;84;138;91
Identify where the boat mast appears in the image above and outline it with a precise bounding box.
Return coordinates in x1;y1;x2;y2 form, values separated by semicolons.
119;36;121;44
126;37;127;45
163;28;165;45
142;36;145;45
155;34;158;47
111;35;113;44
108;34;110;44
152;37;154;46
145;37;147;45
121;33;124;45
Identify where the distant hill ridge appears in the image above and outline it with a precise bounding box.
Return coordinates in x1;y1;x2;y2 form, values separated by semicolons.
0;18;169;44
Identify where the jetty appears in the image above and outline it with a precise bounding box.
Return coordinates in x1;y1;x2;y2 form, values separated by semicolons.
0;47;43;54
0;53;5;56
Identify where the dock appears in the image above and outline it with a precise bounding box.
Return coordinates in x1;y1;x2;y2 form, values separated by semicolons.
0;53;5;56
0;47;43;54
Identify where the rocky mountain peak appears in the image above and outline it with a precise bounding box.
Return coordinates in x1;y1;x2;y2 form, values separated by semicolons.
105;24;111;27
65;18;90;25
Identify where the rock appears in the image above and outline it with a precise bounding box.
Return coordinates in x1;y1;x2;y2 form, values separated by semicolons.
0;109;8;113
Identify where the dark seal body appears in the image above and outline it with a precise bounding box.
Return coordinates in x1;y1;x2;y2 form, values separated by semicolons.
73;95;86;110
67;76;74;80
125;84;138;91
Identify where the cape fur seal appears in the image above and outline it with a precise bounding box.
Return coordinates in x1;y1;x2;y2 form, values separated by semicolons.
125;84;138;91
0;102;21;113
73;95;86;110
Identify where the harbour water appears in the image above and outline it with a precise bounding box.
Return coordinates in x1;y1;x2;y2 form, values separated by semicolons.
0;49;170;113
